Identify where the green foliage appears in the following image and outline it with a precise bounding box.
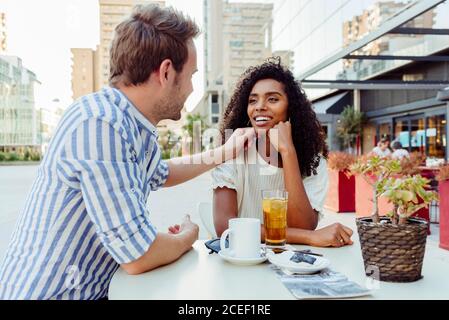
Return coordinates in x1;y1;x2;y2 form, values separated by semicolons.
182;113;210;153
350;155;401;184
350;155;402;222
182;113;209;138
351;155;438;225
0;150;42;162
336;106;365;150
30;152;41;161
158;130;182;160
7;152;20;161
381;175;438;223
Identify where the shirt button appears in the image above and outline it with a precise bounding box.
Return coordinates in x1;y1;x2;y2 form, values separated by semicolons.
131;188;135;193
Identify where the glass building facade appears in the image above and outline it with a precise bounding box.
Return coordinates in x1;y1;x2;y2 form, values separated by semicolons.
271;0;449;159
0;55;39;151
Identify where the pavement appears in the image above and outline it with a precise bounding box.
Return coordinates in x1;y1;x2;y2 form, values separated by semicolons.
0;164;443;263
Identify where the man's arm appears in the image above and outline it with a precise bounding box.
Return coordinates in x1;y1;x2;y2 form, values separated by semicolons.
121;215;198;275
164;128;255;187
60;118;198;274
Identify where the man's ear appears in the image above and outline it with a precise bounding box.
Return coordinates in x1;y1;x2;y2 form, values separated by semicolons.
158;59;174;88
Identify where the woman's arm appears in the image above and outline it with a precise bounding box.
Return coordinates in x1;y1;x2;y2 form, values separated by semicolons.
270;121;318;230
281;149;318;230
213;187;239;237
286;223;353;247
213;187;353;247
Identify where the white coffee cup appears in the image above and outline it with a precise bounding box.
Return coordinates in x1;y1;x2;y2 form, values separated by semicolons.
220;218;261;259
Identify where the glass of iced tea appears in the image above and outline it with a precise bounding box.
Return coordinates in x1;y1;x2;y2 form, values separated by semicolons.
262;190;288;247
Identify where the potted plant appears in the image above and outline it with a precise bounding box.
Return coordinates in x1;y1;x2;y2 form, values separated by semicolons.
350;156;400;220
436;165;449;250
325;152;356;213
356;173;438;282
336;106;365;155
399;152;426;176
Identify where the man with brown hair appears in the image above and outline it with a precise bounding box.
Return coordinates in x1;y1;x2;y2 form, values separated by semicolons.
0;5;254;300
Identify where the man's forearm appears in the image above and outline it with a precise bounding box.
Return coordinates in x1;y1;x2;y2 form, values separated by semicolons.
121;231;195;275
164;147;226;187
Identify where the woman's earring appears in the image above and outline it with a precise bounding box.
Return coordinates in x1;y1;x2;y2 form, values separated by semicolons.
247;120;251;126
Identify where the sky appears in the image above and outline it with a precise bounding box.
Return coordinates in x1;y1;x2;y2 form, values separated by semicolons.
0;0;205;111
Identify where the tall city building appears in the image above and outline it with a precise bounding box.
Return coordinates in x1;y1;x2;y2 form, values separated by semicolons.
0;12;7;53
194;0;274;126
71;48;96;100
39;99;65;153
222;1;273;96
96;0;164;90
342;1;436;70
0;55;40;152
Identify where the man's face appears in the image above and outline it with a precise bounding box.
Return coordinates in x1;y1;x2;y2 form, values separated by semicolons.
162;40;197;121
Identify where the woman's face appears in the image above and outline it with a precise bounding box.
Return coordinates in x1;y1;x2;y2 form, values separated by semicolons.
247;79;289;132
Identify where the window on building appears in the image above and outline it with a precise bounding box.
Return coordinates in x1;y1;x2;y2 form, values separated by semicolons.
403;74;424;81
211;103;219;114
410;118;426;153
230;40;243;48
427;114;446;159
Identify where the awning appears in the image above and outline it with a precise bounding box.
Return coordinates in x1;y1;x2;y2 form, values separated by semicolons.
312;92;350;114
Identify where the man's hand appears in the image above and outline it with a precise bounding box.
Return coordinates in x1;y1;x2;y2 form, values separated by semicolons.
168;215;199;246
220;128;255;162
268;121;295;155
308;223;354;247
168;224;180;234
121;215;199;275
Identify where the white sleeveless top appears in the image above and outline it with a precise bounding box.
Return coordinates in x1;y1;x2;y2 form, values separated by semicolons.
211;142;329;222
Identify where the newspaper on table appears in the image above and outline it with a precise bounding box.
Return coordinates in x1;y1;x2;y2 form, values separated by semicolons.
271;265;372;299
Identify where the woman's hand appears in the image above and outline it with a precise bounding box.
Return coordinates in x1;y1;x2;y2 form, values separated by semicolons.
268;121;295;155
308;223;354;247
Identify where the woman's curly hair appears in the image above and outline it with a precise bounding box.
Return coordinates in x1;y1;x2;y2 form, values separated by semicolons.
220;58;328;177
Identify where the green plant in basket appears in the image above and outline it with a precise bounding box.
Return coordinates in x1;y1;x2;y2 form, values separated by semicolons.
349;155;401;223
352;158;438;283
381;175;438;225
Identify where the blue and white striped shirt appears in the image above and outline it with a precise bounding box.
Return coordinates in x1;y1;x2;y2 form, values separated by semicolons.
0;87;169;300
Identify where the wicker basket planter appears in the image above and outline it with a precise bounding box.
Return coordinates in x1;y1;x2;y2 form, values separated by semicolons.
356;217;428;282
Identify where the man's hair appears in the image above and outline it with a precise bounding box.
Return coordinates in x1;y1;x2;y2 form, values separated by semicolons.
109;4;200;87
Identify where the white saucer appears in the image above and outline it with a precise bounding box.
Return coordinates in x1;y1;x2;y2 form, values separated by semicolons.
267;250;330;274
218;249;267;266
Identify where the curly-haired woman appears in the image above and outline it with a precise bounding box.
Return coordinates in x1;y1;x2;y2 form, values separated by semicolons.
211;59;354;247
